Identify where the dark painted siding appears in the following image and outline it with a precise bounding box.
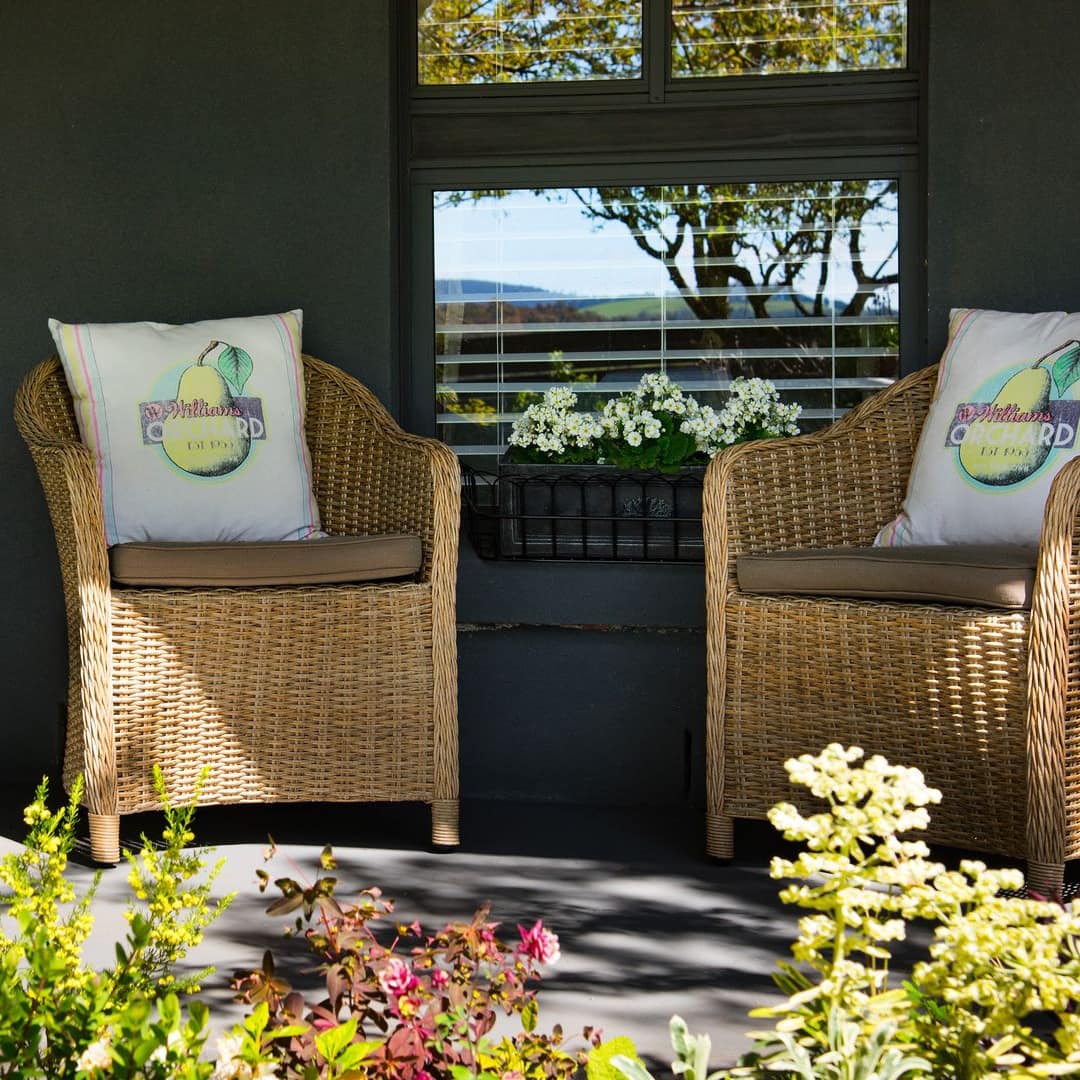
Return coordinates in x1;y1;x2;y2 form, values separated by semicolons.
0;0;395;783
459;626;706;805
4;2;1078;808
927;3;1080;359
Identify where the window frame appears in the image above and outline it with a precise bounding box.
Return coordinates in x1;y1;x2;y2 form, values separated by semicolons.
409;1;923;100
397;0;927;436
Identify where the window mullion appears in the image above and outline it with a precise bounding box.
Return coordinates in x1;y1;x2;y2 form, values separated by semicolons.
646;0;669;103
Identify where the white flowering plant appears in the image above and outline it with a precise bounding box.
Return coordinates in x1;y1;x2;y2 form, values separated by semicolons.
719;376;802;445
507;372;801;471
612;744;1080;1080
596;372;713;470
506;384;605;465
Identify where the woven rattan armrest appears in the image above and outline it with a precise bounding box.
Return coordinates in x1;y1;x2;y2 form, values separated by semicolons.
1023;454;1080;876
704;365;938;589
302;356;460;584
16;436;116;817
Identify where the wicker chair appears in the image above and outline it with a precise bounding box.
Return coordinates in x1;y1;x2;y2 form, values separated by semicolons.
15;355;460;863
704;363;1080;894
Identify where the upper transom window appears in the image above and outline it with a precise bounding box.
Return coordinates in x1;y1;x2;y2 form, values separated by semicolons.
417;1;644;85
416;0;907;87
672;1;907;78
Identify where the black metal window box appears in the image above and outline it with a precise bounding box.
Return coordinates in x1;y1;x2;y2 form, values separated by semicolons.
462;461;705;563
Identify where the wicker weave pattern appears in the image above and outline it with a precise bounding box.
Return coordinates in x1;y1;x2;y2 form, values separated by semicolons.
1027;455;1080;870
705;364;1080;889
723;593;1028;853
15;355;460;859
110;585;435;812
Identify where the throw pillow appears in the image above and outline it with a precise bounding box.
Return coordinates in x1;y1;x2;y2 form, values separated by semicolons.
49;310;323;545
876;308;1080;547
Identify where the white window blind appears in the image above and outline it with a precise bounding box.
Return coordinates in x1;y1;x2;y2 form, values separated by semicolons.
672;0;908;77
417;0;643;85
434;182;899;465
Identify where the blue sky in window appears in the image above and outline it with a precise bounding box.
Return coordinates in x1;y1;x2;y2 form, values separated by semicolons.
434;188;899;308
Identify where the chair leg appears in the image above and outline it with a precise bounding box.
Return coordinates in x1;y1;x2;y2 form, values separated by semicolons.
431;799;460;847
706;812;734;859
88;812;120;864
1026;859;1066;898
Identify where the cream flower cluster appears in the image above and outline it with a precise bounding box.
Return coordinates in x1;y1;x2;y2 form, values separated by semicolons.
599;372;715;452
509;371;800;461
76;1035;112;1074
212;1031;278;1079
721;376;802;442
762;744;945;1011
507;385;604;457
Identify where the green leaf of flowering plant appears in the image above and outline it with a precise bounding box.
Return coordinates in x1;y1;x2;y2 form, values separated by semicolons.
266;890;305;917
522;998;538;1033
316;1016;359;1062
267;1022;312;1040
606;1054;655;1080
336;1039;382;1070
587;1037;645;1080
244;1001;270;1040
902;978;948;1022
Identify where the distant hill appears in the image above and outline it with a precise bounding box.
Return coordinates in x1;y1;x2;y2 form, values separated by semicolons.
581;292;835;320
435;279;837;318
435;279;588;303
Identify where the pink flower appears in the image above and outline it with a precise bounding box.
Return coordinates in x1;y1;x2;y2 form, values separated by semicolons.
379;956;419;997
502;1071;526;1080
517;920;560;965
416;1072;434;1080
431;968;450;991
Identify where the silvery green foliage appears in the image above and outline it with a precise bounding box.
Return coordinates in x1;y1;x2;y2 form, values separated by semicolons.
610;1016;725;1080
745;1009;930;1080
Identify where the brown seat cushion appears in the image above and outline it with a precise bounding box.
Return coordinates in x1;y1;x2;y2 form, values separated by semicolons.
110;534;423;586
736;544;1038;610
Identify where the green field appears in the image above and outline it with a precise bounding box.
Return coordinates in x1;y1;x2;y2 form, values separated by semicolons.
579;293;821;320
579;295;695;319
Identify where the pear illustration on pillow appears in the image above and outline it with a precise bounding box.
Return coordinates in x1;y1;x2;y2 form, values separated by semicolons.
958;365;1052;486
162;340;254;477
959;340;1080;487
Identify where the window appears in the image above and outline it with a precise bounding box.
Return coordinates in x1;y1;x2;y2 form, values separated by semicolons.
671;1;908;78
435;182;898;463
418;1;643;84
403;2;922;463
417;0;907;85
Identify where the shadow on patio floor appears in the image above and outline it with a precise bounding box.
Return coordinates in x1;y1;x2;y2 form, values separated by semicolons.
0;798;1041;1069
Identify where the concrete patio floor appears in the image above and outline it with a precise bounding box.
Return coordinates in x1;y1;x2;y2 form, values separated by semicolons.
0;798;1010;1070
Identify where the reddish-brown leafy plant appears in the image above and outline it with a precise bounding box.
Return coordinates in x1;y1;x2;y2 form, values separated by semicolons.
231;843;593;1079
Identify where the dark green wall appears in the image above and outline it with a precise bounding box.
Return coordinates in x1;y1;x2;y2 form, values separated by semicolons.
927;2;1080;359
4;2;1078;807
0;1;395;782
